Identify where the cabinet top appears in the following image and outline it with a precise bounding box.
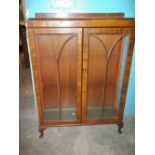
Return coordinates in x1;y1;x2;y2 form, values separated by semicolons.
34;13;125;20
26;13;135;28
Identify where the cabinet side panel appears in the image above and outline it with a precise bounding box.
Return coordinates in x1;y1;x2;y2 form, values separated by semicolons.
27;28;43;123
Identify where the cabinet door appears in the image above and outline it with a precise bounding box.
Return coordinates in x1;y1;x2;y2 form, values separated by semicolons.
28;28;82;123
82;28;134;122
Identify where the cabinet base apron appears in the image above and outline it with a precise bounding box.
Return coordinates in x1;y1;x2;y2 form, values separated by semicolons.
39;119;124;138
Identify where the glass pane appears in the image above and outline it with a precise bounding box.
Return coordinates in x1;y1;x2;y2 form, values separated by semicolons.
36;33;78;121
115;36;129;113
86;33;129;119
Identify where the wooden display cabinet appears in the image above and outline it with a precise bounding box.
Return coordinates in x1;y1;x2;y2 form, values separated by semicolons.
26;13;135;138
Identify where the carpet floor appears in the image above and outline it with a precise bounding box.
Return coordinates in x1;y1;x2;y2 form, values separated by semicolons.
19;69;135;155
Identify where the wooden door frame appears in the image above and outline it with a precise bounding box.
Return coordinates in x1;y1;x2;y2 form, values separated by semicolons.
27;28;83;126
82;27;135;124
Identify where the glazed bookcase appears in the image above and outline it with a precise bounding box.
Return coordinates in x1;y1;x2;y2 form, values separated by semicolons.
26;13;135;138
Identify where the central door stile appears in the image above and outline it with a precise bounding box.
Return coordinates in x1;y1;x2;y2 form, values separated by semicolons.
81;28;88;123
75;28;83;123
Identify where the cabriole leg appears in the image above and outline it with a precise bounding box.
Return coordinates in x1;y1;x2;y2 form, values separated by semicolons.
39;128;46;138
117;121;124;134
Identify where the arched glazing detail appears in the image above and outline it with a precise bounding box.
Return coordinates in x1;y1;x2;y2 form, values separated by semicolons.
87;33;129;119
36;33;78;121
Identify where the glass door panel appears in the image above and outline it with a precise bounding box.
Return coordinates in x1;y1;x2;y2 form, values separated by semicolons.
85;28;129;120
35;28;82;122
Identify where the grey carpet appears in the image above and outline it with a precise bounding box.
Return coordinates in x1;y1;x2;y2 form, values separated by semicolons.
19;69;135;155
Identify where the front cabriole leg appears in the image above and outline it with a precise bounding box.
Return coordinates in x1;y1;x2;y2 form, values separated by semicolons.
117;121;124;134
39;127;46;138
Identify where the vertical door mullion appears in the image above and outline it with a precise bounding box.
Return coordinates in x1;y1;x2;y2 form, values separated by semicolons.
82;29;89;123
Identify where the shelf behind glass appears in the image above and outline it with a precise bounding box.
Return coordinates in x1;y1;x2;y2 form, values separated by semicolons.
87;106;117;119
43;108;77;121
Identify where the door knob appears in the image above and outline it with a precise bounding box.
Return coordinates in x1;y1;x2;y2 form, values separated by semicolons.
83;69;87;73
